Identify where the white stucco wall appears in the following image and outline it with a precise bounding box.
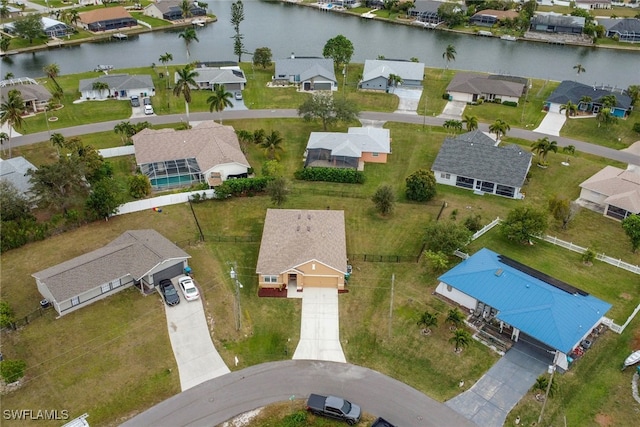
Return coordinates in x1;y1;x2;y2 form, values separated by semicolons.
435;282;477;311
209;163;249;180
579;187;607;205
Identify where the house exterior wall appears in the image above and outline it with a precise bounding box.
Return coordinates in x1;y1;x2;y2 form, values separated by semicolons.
147;259;187;285
208;163;249;181
360;152;388;163
435;281;477;310
361;76;388;91
448;91;474;103
258;261;344;290
579;187;607;206
433;170;523;199
144;5;163;19
82;86;154;100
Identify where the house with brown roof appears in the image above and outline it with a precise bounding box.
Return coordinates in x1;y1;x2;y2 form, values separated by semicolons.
33;230;191;317
578;143;640;221
0;77;51;113
256;209;348;291
79;6;137;32
132;121;250;190
446;72;526;105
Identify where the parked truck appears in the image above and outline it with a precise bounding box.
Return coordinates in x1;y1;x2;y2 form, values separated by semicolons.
306;393;362;425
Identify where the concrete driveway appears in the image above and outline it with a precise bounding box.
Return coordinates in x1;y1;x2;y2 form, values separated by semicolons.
164;287;230;391
292;287;346;363
439;100;467;119
533;111;566;136
393;87;423;114
446;340;551;426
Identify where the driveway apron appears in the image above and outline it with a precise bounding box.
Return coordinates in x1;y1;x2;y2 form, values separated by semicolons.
439;101;467;119
164;295;230;391
445;340;550;427
292;287;346;363
393;88;423;114
533;112;566;136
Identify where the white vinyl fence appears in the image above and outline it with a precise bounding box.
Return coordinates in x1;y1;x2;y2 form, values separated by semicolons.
98;146;135;158
113;190;215;216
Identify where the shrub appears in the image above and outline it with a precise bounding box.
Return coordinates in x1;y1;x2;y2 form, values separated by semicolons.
215;177;271;199
581;248;596;264
442;93;450;100
0;301;15;328
294;167;365;184
0;360;27;383
464;214;483;232
633;122;640;133
502;101;518;107
405;169;436;202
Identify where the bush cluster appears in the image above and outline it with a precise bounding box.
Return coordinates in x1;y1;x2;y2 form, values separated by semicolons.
294;167;365;184
215;177;271;198
502;101;518;107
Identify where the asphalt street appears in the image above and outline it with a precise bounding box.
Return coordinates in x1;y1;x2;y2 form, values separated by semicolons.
10;109;640;166
121;360;476;427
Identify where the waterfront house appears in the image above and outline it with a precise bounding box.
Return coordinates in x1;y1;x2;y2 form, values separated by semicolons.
436;248;611;371
470;9;519;27
132;121;250;190
304;127;391;170
78;74;154;100
431;130;532;199
0;77;51;113
598;18;640;43
273;55;337;91
144;0;206;21
575;0;611;10
3;17;73;38
359;59;425;92
529;12;585;35
256;209;348;291
445;72;526;105
544;80;632;118
33;230;191;317
190;65;247;91
79;7;137;32
409;1;444;27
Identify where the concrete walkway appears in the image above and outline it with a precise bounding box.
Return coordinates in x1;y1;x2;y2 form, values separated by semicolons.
164;289;230;391
533;111;566;136
446;340;550;426
292;287;346;363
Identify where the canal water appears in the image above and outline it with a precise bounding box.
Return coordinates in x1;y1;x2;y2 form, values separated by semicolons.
2;1;638;87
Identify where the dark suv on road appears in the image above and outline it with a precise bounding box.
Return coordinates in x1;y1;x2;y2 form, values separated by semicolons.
159;279;180;306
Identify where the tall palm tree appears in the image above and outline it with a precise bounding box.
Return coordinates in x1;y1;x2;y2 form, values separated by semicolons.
0;89;25;158
91;81;109;99
49;132;65;157
417;310;438;336
559;101;578;118
173;65;199;125
387;73;403;93
206;85;234;124
178;27;199;59
159;52;173;89
600;94;617;109
449;328;472;353
573;63;586;75
442;44;456;70
180;0;192;20
531;136;558;166
260;130;285;160
488;118;510;142
43;63;62;93
114;121;135;145
462;114;478;131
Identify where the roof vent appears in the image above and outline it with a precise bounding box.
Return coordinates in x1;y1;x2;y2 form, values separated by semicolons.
495;268;503;277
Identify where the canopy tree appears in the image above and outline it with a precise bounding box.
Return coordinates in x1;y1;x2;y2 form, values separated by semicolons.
405;169;436;202
500;206;548;244
372;185;395;216
322;35;354;70
12;14;44;44
548;194;580;230
297;92;360;130
253;47;273;69
621;214;640;253
423;221;472;255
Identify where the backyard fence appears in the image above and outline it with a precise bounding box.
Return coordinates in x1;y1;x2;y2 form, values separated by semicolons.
348;254;420;263
471;217;501;241
113;189;216;216
1;305;51;332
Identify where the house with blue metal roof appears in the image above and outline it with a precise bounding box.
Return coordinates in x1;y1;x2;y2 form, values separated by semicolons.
436;248;611;370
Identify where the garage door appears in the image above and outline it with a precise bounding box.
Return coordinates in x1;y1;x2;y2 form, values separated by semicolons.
314;82;332;91
304;276;339;288
153;263;184;284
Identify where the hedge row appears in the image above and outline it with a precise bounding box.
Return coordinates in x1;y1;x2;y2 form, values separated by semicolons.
294;167;365;184
215;177;271;198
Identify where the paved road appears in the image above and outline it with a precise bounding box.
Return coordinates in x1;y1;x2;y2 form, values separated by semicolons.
121;360;476;427
11;109;640;166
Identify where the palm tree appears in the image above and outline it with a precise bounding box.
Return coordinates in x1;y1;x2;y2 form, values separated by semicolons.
488;118;510;142
173;65;199;125
49;132;65;157
92;81;109;99
573;63;586;75
446;308;465;330
559;101;578;118
260;130;285;160
531;137;558;166
0;89;25;158
449;328;472;353
0;131;8;155
159;52;173;89
114;121;135;145
253;128;266;145
596;107;617;128
578;95;592;112
236;129;253;153
387;73;403;93
67;9;80;26
180;0;192;20
43;63;62;93
442;44;456;70
443;119;462;135
600;94;617;109
417;311;438;336
462;114;478;131
178;27;199;59
562;144;576;155
206;85;234;124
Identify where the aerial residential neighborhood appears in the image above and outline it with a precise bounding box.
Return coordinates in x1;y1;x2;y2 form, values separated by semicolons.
1;1;639;427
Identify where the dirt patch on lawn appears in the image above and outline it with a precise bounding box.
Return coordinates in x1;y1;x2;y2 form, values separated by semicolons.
632;328;640;349
620;293;633;300
595;413;613;427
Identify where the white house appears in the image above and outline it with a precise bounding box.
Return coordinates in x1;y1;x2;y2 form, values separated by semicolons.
445;72;526;104
359;59;425;91
78;74;155;100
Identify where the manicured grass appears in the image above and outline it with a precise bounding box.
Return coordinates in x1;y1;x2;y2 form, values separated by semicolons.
230;401;377;426
560;114;639;149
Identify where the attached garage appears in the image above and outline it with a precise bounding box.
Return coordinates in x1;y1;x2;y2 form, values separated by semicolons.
313;82;333;91
152;262;185;284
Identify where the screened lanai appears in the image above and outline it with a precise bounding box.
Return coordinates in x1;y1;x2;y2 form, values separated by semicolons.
139;157;204;190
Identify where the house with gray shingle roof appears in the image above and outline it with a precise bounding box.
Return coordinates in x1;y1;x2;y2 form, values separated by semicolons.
431;130;532;199
273;55;337;91
190;66;247;91
446;72;525;104
0;156;37;197
360;59;425;92
256;209;348;291
598;18;640;43
304;127;391;170
33;229;191;317
144;0;206;21
544;80;632;118
78;74;155;100
529;12;585;34
132;121;250;190
0;77;52;113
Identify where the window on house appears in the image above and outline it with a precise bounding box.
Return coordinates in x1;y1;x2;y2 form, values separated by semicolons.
440;173;451;179
111;278;121;288
372;152;379;157
480;181;495;192
456;176;474;189
263;275;278;283
496;185;515;198
101;283;111;294
71;296;80;306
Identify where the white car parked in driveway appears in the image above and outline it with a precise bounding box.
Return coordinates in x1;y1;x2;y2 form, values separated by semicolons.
178;276;199;301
